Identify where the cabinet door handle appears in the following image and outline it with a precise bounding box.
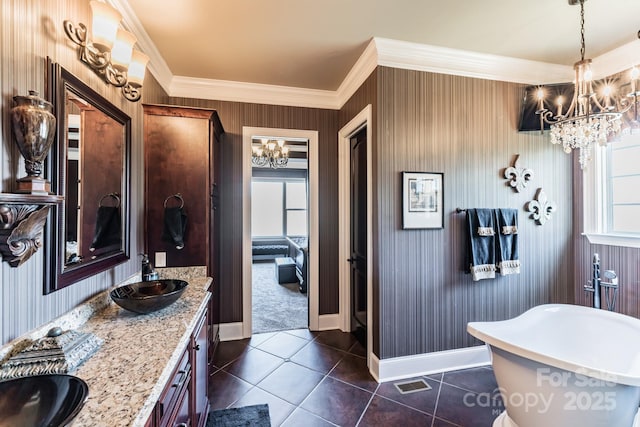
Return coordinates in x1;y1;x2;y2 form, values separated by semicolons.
194;343;200;351
172;370;188;388
177;424;188;427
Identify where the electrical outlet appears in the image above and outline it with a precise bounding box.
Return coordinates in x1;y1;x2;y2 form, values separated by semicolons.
155;252;167;267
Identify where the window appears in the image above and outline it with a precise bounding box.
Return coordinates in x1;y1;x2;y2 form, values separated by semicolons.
251;179;307;237
285;182;307;236
584;132;640;247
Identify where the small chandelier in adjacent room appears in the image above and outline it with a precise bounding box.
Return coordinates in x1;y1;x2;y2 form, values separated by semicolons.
63;1;149;102
534;0;638;169
252;138;289;168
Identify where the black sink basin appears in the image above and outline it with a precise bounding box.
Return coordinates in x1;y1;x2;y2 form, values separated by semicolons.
110;279;188;314
0;374;88;427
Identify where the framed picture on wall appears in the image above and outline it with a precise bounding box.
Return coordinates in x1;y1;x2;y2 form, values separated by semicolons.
402;171;444;229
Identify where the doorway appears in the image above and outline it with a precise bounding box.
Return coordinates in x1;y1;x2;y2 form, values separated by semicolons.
250;142;309;334
338;105;373;367
349;127;368;345
242;127;320;338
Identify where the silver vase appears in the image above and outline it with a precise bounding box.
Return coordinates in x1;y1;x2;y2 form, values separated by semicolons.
10;90;56;194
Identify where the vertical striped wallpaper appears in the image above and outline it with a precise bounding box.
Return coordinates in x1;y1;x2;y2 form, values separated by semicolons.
0;0;168;345
373;67;574;359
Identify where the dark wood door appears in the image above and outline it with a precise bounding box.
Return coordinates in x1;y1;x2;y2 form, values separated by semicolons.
350;127;367;331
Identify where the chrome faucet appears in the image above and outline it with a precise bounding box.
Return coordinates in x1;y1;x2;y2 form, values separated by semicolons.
584;253;619;310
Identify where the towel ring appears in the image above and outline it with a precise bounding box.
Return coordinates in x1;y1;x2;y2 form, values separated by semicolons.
164;193;184;209
98;193;120;208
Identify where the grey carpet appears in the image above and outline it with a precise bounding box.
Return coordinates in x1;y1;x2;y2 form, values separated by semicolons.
252;262;307;334
207;404;271;427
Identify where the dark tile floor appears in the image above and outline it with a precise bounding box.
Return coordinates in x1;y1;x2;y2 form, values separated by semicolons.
209;329;504;426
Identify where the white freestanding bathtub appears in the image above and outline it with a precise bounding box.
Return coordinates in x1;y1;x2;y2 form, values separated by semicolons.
468;304;640;427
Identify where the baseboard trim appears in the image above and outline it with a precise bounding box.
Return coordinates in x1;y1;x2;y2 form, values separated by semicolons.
371;345;491;383
219;322;245;341
317;314;340;331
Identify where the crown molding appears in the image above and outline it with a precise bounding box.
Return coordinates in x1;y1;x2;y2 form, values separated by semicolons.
334;39;379;107
373;37;574;85
170;77;340;109
116;0;637;109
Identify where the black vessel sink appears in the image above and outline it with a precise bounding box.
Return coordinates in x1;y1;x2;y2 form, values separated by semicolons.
0;374;88;427
110;279;188;314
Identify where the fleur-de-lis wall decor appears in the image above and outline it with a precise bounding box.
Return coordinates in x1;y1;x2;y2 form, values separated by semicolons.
504;154;533;193
526;188;556;225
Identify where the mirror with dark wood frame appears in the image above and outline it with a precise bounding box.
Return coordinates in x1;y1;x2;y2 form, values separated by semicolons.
44;60;131;293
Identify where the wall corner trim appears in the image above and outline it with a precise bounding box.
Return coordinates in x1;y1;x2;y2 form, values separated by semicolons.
370;345;491;383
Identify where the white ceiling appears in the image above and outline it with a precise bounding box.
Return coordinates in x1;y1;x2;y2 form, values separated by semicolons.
118;0;640;106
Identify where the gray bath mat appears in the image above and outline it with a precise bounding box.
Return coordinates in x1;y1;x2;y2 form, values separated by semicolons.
206;404;271;427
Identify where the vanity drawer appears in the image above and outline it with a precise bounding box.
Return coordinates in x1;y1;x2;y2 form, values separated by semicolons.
157;347;191;427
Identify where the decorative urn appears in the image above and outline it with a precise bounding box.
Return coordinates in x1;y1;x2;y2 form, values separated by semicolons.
10;90;56;194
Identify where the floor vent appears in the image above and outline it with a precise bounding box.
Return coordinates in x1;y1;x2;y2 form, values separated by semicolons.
393;379;431;394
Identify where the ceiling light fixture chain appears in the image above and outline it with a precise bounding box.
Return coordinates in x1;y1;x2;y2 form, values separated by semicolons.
579;0;585;62
533;0;637;169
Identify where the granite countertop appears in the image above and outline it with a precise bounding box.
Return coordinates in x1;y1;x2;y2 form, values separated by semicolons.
70;275;211;427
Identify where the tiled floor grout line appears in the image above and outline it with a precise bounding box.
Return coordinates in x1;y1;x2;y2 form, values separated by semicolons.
438;377;496;395
371;392;436;418
216;370;251;410
354;388;378;427
279;369;338;426
430;376;444;427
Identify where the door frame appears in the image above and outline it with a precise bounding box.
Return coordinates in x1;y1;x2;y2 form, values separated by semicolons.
242;127;319;337
338;105;373;367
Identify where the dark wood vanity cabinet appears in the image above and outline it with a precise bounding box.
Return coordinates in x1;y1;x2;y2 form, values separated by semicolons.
191;307;209;427
148;304;209;427
155;344;191;427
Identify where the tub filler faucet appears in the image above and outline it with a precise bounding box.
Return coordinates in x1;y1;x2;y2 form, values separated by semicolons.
584;253;619;311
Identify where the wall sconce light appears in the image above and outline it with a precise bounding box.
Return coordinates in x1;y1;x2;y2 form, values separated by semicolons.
63;1;149;102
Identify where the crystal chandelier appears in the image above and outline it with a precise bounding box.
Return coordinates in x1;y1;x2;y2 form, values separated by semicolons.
251;138;289;168
535;0;635;169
